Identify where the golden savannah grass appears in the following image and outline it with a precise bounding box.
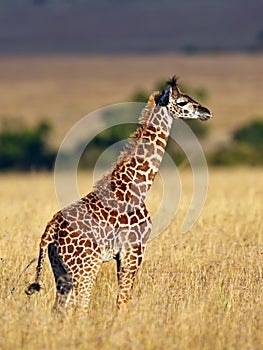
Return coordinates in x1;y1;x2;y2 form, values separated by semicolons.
0;168;262;349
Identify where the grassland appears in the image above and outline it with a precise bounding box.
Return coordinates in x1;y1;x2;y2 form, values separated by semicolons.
0;168;262;350
0;52;262;349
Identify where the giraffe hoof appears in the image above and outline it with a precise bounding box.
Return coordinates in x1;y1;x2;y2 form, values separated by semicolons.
25;283;41;296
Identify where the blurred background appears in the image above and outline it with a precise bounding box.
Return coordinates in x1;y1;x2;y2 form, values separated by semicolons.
0;0;263;170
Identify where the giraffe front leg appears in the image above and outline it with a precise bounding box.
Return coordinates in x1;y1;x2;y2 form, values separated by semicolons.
116;245;145;309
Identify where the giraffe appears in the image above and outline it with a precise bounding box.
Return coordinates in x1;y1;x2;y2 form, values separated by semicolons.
25;76;212;310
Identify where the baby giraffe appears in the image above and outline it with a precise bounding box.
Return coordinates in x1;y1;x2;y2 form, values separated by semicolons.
26;76;212;310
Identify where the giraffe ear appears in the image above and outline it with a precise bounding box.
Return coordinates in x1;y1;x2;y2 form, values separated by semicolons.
155;89;170;106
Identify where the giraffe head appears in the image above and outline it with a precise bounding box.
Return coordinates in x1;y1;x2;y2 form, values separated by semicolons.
154;76;212;121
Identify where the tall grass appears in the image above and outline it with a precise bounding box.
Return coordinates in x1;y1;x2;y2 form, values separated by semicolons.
0;168;262;349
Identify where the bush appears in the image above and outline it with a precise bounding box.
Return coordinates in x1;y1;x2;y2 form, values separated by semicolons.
233;120;263;148
210;118;263;166
0;120;56;171
211;143;262;166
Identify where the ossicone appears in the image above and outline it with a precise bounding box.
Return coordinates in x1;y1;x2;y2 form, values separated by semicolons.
166;75;178;88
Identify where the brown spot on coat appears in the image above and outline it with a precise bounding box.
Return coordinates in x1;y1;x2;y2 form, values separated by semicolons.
119;214;128;225
68;245;74;253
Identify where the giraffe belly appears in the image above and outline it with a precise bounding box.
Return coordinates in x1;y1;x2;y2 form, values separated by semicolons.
100;240;120;263
102;250;115;263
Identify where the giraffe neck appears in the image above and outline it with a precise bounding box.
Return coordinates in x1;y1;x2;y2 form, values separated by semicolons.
94;103;173;206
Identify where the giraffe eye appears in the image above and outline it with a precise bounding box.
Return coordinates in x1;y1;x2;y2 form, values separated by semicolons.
177;101;188;107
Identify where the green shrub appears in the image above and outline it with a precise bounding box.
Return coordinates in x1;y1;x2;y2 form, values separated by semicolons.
0;120;55;171
210;118;263;166
233;120;263;147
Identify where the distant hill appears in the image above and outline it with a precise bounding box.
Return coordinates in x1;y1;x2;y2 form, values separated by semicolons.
0;0;262;54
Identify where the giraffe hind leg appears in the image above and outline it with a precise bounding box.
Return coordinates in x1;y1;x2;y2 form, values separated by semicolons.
48;244;74;310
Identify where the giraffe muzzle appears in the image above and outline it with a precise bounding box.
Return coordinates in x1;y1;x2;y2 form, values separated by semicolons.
199;107;212;121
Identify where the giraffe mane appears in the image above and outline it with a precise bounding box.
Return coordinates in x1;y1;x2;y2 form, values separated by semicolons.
115;92;164;165
93;128;142;189
139;92;158;124
94;99;158;189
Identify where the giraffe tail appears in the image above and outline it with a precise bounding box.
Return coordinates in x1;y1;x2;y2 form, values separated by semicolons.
25;282;41;295
25;236;49;296
25;217;57;296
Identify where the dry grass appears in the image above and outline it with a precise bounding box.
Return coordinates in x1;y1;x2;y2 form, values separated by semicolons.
0;168;262;349
0;53;263;148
